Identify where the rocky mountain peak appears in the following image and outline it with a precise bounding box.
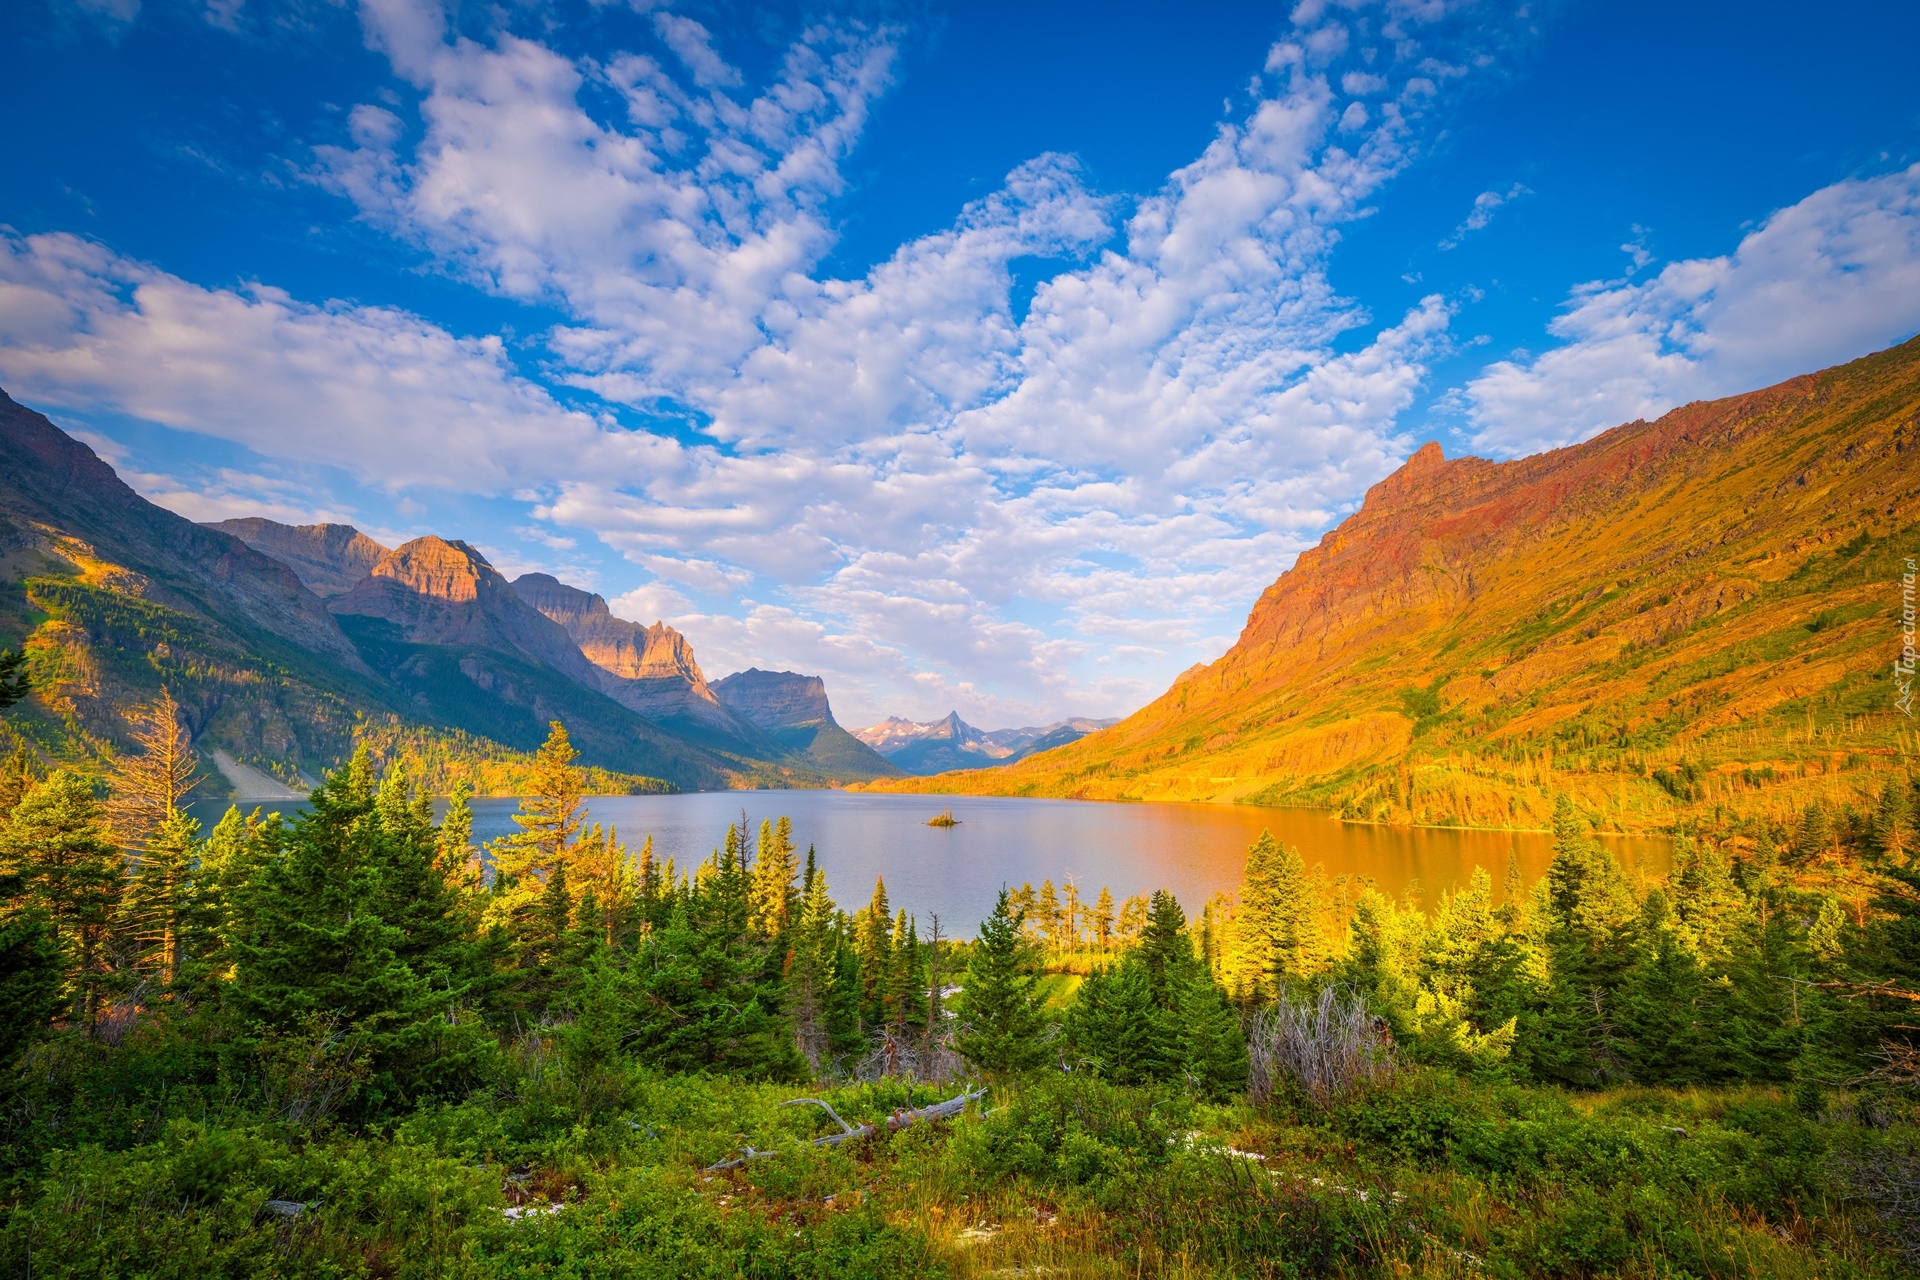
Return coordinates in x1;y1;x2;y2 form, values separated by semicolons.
207;518;390;598
710;669;833;730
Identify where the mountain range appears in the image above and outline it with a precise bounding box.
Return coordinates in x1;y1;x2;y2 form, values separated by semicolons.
0;388;898;796
860;337;1920;832
852;712;1120;776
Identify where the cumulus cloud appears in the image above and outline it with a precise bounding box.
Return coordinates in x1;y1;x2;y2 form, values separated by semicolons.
1465;163;1920;455
5;0;1538;725
0;230;615;490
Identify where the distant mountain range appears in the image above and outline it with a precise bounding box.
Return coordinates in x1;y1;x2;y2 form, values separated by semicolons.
0;389;898;795
852;711;1119;776
861;338;1920;832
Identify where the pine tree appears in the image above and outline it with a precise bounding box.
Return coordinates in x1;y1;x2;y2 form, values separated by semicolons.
888;914;925;1037
1791;802;1831;866
116;809;201;989
490;722;584;907
229;750;485;1109
1524;798;1638;1086
0;770;122;1026
0;892;62;1061
856;876;893;1029
749;816;797;941
1869;777;1913;861
106;688;200;852
1227;831;1319;999
1090;886;1115;950
955;889;1047;1074
1615;889;1707;1084
0;741;43;819
1064;954;1168;1083
1036;879;1063;952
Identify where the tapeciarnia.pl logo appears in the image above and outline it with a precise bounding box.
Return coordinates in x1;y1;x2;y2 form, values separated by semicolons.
1899;556;1917;717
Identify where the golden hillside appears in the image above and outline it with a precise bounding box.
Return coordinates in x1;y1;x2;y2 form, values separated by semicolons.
860;338;1920;831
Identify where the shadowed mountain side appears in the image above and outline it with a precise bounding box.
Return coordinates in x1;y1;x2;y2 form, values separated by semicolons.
208;518;390;598
0;391;364;670
507;573;790;760
0;388;392;787
711;669;902;781
857;337;1920;831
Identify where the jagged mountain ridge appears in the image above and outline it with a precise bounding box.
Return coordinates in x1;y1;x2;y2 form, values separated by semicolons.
208;516;887;787
859;337;1920;830
207;519;390;598
711;669;902;781
0;400;871;792
853;711;1120;776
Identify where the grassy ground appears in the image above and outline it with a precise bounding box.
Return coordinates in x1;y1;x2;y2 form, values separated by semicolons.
4;1040;1912;1279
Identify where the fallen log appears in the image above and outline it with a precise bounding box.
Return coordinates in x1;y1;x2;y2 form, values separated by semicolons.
705;1087;986;1172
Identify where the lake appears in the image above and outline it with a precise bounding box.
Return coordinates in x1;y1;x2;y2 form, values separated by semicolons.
193;790;1671;937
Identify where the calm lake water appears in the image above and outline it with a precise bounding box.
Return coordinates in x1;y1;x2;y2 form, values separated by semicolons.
191;790;1671;937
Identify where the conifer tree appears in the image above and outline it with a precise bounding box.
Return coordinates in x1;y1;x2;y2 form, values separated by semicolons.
1036;879;1063;952
0;740;43;819
106;688;199;852
955;889;1047;1074
1615;889;1707;1083
0;887;62;1061
1524;797;1638;1085
117;809;201;989
491;722;584;908
1064;954;1167;1083
0;770;122;1026
856;876;892;1028
749;816;797;940
888;914;925;1037
229;749;485;1108
1226;831;1319;999
1090;886;1115;950
1870;777;1912;861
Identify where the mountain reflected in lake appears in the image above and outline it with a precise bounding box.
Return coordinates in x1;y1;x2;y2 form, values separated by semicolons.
197;790;1668;936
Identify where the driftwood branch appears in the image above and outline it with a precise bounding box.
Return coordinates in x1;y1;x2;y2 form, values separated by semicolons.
705;1088;986;1172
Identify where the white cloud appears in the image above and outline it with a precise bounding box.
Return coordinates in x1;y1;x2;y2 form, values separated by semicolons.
3;0;1535;727
1465;163;1920;455
0;229;613;490
1438;181;1529;250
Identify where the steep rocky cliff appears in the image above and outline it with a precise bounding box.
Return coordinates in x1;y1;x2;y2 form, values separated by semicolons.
209;518;390;597
712;669;901;780
862;337;1920;830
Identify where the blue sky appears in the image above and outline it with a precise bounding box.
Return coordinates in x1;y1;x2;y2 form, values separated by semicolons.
3;0;1918;731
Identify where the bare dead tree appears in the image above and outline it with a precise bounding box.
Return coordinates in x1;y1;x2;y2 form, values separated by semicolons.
1246;985;1395;1111
107;687;199;850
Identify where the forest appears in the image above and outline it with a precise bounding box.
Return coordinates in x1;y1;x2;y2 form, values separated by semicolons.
3;682;1920;1277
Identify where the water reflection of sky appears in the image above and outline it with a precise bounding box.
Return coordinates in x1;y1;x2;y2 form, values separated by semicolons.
188;791;1672;937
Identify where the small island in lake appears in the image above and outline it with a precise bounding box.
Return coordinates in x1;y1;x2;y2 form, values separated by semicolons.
927;807;959;827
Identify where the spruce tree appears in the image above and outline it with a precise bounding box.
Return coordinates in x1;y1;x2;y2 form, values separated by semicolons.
1615;889;1707;1084
955;889;1047;1074
1063;954;1167;1083
116;809;201;989
0;890;62;1061
0;770;122;1026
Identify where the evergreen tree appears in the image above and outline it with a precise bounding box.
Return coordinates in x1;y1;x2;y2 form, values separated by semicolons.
0;890;62;1061
955;889;1047;1074
0;740;44;819
1790;802;1831;866
887;914;925;1037
490;721;584;912
1226;831;1319;999
229;749;484;1109
1869;777;1913;861
856;876;893;1029
750;816;797;940
116;809;201;989
1063;954;1168;1083
1524;798;1638;1086
1090;886;1115;950
0;770;122;1026
1615;889;1707;1083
